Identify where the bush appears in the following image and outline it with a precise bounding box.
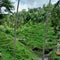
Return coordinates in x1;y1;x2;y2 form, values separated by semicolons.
0;25;5;32
5;29;10;34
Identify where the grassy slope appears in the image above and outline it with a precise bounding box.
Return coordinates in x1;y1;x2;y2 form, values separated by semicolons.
17;22;60;59
0;21;60;60
17;22;56;49
0;25;37;60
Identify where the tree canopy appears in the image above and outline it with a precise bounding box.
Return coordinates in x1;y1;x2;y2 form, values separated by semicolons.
0;0;14;19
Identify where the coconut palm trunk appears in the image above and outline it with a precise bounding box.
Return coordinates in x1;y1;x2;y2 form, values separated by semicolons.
14;0;20;60
42;0;51;60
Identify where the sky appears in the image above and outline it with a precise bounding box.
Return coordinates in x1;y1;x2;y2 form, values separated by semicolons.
1;0;59;13
12;0;58;12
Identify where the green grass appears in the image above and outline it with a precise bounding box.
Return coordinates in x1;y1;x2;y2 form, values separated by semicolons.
17;22;55;49
0;22;60;60
17;22;60;59
0;26;37;60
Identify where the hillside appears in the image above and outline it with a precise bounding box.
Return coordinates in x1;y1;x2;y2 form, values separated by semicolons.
0;25;37;60
0;0;60;60
0;21;60;60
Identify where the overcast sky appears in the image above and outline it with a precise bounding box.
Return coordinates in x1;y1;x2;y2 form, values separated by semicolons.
2;0;59;13
12;0;58;11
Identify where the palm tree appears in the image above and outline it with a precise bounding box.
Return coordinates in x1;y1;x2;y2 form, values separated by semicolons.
42;0;51;60
0;0;14;19
0;0;13;13
55;0;60;7
14;0;20;60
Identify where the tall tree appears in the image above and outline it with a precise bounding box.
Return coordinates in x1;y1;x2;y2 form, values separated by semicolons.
14;0;20;60
0;0;14;25
0;0;14;18
51;0;60;39
43;0;51;60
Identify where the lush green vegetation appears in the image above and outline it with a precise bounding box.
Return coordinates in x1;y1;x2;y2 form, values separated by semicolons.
0;0;60;60
0;26;37;60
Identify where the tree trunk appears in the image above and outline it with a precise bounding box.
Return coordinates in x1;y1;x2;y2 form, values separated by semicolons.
42;0;51;60
14;0;20;60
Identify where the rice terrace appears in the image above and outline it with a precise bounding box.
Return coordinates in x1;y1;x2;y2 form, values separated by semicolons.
0;0;60;60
